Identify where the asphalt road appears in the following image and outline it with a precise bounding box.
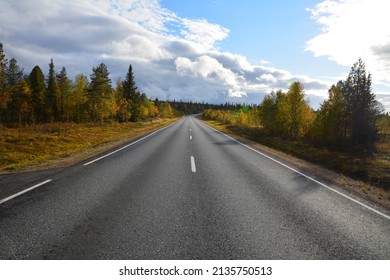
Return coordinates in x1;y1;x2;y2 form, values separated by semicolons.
0;116;389;259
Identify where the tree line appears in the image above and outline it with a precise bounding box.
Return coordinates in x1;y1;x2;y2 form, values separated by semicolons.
2;42;388;146
0;42;175;126
170;100;243;115
204;58;389;146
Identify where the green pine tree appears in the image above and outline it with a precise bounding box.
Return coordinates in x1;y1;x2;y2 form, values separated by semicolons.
0;43;9;122
29;65;46;123
57;66;72;121
46;59;60;121
341;58;383;144
123;64;141;122
88;63;113;122
6;58;25;122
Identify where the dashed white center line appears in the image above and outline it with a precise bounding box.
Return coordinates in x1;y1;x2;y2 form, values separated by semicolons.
190;156;196;173
190;135;192;140
0;179;52;205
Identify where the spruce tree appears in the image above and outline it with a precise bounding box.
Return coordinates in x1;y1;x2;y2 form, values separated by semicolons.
88;63;112;122
29;65;46;123
0;43;8;119
6;58;24;122
6;58;24;86
341;58;383;144
46;59;60;121
57;67;71;121
123;64;141;121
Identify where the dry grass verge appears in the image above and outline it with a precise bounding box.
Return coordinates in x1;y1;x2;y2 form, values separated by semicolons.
0;119;177;173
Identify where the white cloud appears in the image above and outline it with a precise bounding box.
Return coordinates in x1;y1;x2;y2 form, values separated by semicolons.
259;59;271;65
257;74;277;84
180;18;229;51
104;34;172;61
93;0;178;32
306;0;390;82
206;51;254;72
175;55;246;98
0;0;334;108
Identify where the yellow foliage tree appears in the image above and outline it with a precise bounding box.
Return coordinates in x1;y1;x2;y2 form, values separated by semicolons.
277;81;313;139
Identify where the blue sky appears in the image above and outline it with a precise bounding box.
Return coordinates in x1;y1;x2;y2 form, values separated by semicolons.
0;0;389;110
163;0;346;76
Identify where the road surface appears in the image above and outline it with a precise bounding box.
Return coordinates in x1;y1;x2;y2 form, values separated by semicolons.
0;116;389;259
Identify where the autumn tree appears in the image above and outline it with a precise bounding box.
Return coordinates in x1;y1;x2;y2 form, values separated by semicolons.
69;74;89;122
159;102;174;118
149;99;159;119
376;113;390;141
138;94;159;120
11;79;32;125
113;78;131;122
235;108;248;126
259;90;284;134
311;82;346;144
276;81;313;139
246;106;261;127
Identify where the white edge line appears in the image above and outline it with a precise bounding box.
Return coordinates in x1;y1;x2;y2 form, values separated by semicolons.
83;121;178;166
0;179;52;205
199;120;390;221
191;156;196;173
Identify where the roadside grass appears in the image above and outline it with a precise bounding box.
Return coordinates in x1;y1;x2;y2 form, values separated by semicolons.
203;119;390;206
0;119;177;173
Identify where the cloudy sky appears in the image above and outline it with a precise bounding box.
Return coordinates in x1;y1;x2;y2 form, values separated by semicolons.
0;0;389;110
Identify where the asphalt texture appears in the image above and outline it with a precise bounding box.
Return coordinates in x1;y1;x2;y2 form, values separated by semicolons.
0;116;389;259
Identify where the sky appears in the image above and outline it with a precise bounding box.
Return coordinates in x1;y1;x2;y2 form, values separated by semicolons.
0;0;389;111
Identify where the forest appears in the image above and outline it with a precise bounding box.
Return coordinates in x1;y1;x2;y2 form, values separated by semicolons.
0;42;246;126
0;42;179;126
203;58;389;147
2;41;389;147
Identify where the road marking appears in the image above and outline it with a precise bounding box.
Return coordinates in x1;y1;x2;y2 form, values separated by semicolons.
0;179;52;205
190;128;191;132
190;135;192;140
191;156;196;173
200;120;390;221
84;121;177;166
